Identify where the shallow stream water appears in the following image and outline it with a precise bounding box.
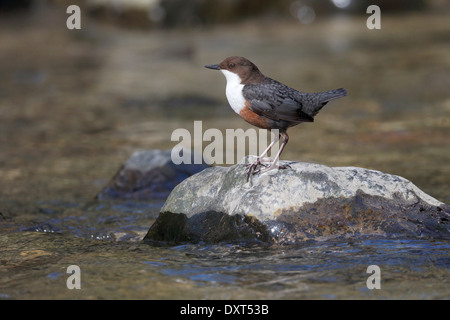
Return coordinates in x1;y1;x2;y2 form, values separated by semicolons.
0;5;449;299
1;199;449;299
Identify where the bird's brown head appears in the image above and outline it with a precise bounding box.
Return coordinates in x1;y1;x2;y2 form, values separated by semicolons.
205;56;265;84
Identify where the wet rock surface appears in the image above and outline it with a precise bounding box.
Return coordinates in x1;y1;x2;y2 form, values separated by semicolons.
144;156;450;244
97;149;209;200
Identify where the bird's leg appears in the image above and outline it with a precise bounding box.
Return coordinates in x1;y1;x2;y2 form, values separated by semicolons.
245;133;279;180
263;132;290;172
246;132;291;180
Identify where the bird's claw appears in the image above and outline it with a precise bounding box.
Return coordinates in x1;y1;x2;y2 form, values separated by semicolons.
245;159;290;181
245;158;267;181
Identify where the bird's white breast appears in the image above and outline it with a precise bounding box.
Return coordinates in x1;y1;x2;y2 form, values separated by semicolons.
221;70;246;114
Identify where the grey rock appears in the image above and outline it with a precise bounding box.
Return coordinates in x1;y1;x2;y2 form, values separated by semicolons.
144;156;450;243
97;149;209;200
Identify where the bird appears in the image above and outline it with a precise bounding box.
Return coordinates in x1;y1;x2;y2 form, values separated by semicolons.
205;56;347;179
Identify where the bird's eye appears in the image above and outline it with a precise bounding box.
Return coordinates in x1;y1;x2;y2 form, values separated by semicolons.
229;63;235;68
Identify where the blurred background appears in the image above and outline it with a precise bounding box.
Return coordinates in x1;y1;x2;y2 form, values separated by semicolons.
0;0;449;205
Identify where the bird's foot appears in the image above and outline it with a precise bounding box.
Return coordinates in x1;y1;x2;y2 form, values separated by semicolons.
245;157;269;181
261;161;291;172
245;159;290;181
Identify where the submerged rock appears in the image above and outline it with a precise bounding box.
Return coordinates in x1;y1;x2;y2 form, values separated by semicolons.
97;149;209;200
144;156;450;244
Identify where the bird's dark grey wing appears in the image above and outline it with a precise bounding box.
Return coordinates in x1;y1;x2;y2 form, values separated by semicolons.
243;81;314;123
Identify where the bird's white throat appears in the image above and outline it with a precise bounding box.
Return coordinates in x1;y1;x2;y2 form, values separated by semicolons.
221;69;246;114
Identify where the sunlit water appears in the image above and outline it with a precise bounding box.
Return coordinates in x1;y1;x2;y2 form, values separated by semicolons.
0;200;449;299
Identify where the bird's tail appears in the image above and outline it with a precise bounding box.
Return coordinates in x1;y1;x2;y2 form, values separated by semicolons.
320;88;347;103
304;88;347;117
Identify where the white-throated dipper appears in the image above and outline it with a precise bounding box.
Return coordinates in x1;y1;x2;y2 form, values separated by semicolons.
205;56;347;179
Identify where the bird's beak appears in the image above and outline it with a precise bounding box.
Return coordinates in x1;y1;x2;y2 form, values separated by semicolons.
204;64;220;70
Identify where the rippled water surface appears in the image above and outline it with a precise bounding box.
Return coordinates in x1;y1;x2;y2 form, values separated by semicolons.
1;200;449;299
